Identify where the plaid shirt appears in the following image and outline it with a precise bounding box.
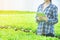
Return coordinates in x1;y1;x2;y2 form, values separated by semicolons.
36;3;58;35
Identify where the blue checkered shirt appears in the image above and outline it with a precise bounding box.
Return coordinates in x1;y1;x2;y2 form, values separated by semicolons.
36;3;58;35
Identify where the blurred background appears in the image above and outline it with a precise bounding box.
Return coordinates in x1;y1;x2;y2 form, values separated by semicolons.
0;0;60;12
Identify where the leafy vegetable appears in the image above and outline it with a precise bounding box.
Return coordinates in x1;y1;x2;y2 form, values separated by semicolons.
37;12;46;17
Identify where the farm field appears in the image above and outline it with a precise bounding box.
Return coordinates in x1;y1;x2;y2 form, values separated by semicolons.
0;11;60;40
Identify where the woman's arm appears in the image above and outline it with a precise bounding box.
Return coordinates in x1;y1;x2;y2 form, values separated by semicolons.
35;4;42;22
47;6;58;24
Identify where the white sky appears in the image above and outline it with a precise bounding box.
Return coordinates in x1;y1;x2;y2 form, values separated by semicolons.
0;0;60;12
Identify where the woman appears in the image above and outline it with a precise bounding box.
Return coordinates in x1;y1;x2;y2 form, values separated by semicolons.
36;0;58;37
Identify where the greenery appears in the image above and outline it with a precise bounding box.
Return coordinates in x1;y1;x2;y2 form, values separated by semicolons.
0;11;60;40
36;12;47;22
37;12;46;17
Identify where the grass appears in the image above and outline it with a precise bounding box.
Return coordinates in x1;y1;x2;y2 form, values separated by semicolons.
0;28;59;40
0;10;60;40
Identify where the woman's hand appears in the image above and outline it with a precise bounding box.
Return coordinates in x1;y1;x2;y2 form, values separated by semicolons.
36;16;48;22
36;16;43;21
42;16;48;22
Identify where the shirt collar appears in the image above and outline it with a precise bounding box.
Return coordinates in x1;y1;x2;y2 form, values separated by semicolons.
40;2;52;12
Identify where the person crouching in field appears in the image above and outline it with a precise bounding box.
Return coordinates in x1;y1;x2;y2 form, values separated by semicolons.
36;0;58;37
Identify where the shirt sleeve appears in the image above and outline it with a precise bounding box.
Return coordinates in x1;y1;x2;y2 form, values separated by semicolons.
35;4;42;23
48;6;58;24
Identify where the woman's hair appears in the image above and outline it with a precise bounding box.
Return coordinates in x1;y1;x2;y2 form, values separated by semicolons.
50;0;52;2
